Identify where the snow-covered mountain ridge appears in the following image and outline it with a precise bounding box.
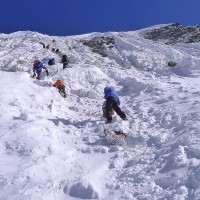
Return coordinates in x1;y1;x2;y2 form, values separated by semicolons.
0;24;200;199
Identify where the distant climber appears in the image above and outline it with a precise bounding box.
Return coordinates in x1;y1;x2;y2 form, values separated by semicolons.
61;54;69;69
52;48;55;52
48;58;55;66
103;86;127;123
32;59;49;80
46;44;50;49
53;79;67;98
55;49;59;53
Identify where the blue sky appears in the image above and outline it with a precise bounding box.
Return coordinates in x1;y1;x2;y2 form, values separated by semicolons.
1;0;200;36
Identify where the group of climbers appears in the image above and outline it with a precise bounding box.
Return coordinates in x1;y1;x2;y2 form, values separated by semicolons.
47;54;69;69
31;59;66;96
39;41;69;69
31;59;127;123
32;55;68;79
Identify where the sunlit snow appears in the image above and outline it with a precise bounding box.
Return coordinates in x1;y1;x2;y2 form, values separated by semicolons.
0;26;200;199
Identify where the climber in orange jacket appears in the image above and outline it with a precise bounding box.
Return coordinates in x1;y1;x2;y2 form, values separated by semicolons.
53;80;67;98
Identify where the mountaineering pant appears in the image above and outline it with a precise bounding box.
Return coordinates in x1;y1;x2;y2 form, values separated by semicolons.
102;101;114;118
63;62;68;69
35;68;49;80
105;96;126;122
58;85;66;97
35;69;42;79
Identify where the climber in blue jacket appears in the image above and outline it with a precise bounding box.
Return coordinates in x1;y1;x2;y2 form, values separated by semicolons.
32;59;49;80
103;86;127;123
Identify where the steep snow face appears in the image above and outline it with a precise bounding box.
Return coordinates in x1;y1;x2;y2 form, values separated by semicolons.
0;28;200;200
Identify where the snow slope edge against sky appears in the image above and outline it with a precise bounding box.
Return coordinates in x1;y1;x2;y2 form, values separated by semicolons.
0;27;200;199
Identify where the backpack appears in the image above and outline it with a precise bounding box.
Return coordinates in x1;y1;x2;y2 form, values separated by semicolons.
48;58;55;66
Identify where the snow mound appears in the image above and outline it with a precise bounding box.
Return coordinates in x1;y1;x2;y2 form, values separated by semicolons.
0;27;200;199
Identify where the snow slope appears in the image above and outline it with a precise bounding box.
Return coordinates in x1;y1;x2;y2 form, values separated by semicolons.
0;26;200;199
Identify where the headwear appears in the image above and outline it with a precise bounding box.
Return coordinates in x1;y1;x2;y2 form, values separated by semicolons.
104;86;120;105
33;59;39;66
104;86;112;95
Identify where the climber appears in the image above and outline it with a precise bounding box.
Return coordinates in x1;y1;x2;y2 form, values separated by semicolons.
32;59;49;80
48;58;55;66
53;79;67;98
61;54;69;69
103;86;127;123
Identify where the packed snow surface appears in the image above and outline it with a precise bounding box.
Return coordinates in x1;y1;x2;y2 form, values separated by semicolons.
0;26;200;199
